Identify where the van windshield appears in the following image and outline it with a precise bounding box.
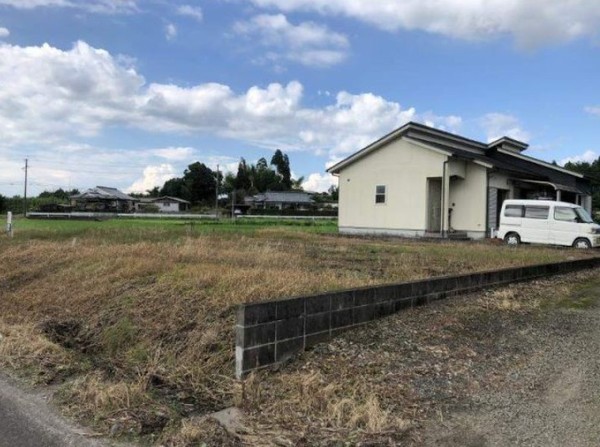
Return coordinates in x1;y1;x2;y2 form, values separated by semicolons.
575;207;595;223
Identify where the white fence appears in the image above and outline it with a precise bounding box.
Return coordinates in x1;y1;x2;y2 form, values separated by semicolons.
26;212;337;221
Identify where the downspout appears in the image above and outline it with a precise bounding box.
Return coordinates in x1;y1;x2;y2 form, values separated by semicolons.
485;170;490;238
441;159;449;238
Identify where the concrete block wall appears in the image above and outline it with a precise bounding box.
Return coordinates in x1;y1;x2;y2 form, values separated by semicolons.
236;257;600;378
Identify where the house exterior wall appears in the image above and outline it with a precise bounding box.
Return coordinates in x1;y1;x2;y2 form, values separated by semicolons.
448;162;488;236
155;202;180;212
488;172;514;196
338;138;447;234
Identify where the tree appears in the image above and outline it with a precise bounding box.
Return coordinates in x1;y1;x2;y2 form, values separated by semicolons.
291;176;304;191
183;162;218;204
328;185;339;201
564;159;600;211
251;158;280;192
0;193;5;213
234;158;252;191
161;177;188;201
146;186;160;197
38;188;71;201
270;149;292;189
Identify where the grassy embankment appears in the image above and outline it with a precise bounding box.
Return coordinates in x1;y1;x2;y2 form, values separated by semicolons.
0;217;592;444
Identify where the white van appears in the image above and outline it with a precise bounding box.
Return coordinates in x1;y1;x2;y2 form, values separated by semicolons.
497;199;600;248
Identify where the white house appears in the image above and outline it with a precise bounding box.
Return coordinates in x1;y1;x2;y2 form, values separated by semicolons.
327;122;592;240
137;196;191;213
244;191;314;210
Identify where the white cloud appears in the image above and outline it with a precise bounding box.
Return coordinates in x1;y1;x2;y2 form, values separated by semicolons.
165;23;177;41
585;106;600;117
0;40;460;174
152;147;194;161
0;27;9;38
301;172;337;192
560;150;598;166
176;5;203;22
248;0;600;48
421;112;462;133
0;0;137;13
127;164;177;193
480;113;530;143
0;41;144;146
233;14;349;67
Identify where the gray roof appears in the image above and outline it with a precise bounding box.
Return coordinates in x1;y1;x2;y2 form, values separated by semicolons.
249;191;313;204
72;186;135;201
150;196;190;204
327;122;586;186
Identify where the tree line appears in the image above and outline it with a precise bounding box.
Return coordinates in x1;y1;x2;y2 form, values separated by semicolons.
0;150;338;213
145;149;327;205
0;188;80;214
563;159;600;211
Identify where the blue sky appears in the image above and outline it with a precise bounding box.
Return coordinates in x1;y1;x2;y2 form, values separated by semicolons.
0;0;599;196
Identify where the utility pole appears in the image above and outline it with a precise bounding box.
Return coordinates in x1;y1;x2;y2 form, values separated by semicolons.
23;158;28;217
215;164;219;220
231;190;236;221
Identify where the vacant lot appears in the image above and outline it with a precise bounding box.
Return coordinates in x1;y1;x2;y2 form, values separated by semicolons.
0;218;595;444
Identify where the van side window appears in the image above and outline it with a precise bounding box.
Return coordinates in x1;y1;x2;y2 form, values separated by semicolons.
554;207;578;222
504;205;523;217
524;206;549;219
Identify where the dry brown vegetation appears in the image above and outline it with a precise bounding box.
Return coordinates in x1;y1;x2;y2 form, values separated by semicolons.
234;270;600;446
0;220;594;444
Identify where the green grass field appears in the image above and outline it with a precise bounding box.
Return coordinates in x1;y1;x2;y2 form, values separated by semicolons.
7;216;338;242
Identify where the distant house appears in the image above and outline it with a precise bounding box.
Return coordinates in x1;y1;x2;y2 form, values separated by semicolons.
137;196;191;213
245;191;314;210
71;186;137;213
327;122;592;239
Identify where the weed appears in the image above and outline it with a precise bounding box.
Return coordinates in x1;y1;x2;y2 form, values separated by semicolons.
0;218;594;443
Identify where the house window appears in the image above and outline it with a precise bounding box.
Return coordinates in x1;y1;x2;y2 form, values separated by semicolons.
375;185;386;204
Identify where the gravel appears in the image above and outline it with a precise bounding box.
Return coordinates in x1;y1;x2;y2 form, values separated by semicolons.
237;269;600;446
423;273;600;446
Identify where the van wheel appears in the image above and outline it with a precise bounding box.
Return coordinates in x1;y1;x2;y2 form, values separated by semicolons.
573;238;591;249
504;232;520;246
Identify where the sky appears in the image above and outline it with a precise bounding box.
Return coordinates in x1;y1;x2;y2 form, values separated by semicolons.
0;0;599;196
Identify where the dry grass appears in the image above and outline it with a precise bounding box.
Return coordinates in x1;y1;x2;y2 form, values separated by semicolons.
0;221;594;443
230;270;600;446
0;322;78;383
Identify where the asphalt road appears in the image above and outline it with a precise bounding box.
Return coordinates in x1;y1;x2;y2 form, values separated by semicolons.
0;373;105;447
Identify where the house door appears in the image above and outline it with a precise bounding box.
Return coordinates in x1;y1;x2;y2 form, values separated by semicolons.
496;189;509;227
427;178;442;232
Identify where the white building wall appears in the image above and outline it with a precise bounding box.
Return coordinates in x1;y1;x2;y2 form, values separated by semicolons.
448;163;488;234
338;138;447;232
488;172;514;197
156;202;179;212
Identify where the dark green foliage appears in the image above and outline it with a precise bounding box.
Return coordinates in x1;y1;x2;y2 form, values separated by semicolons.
271;149;292;189
38;188;80;201
183;162;218;204
152;150;306;206
328;185;339;201
146;186;161;197
160;177;189;201
235;158;252;191
0;193;5;213
159;162;220;205
564;159;600;210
